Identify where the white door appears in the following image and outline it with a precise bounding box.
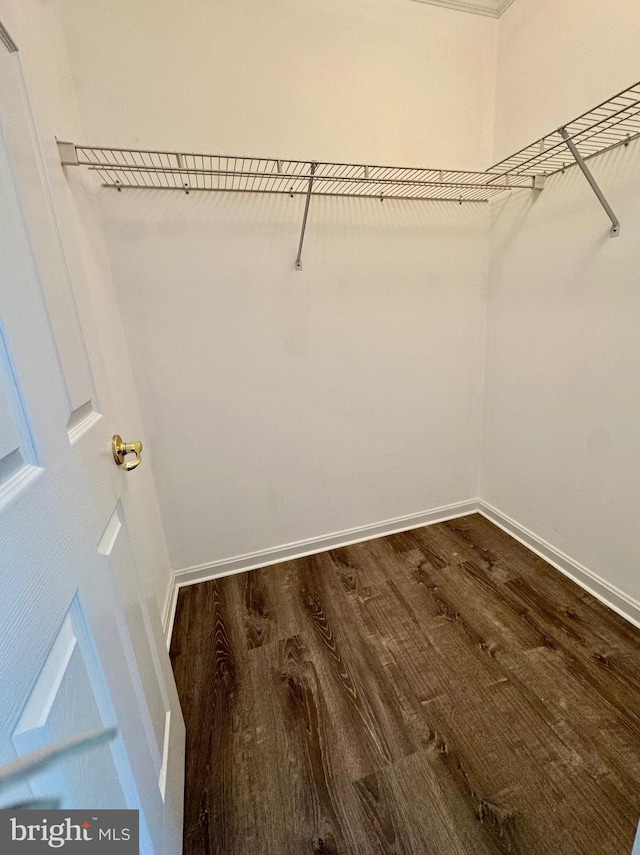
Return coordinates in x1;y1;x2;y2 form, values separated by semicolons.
0;35;184;855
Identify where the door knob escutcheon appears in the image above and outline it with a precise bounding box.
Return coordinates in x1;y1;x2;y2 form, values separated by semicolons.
112;435;143;471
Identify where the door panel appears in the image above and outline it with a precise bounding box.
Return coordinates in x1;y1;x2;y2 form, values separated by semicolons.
0;319;39;493
12;602;127;811
97;503;167;776
0;94;70;467
0;27;184;855
0;39;98;422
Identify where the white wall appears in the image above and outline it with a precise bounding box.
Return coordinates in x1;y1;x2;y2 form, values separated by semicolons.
494;0;640;161
57;0;496;169
97;189;487;571
483;0;640;612
56;0;495;571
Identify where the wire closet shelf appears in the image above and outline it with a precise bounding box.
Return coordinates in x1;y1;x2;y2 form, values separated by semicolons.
69;149;530;202
488;80;640;178
62;80;640;202
59;80;640;264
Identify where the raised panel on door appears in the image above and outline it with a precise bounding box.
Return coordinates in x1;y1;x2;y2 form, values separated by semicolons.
11;602;126;811
97;504;172;796
0;83;70;473
0;319;39;503
0;40;101;442
10;597;154;854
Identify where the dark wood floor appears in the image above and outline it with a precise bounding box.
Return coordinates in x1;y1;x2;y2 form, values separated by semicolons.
170;513;640;855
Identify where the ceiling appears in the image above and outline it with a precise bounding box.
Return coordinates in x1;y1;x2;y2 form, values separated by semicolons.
410;0;516;18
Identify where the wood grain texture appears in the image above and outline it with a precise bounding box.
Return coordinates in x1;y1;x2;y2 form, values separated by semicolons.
170;513;640;855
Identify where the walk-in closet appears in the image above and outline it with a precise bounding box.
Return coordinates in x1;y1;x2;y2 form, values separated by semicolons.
1;1;639;853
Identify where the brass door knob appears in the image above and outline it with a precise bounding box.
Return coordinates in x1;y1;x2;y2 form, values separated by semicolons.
112;435;143;471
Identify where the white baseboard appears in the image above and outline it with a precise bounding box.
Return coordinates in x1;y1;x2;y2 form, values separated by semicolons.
161;497;640;645
162;579;181;648
161;498;480;645
478;501;640;630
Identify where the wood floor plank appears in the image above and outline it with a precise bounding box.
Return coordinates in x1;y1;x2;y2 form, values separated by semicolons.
327;538;404;592
248;633;356;855
445;514;640;649
357;577;601;854
171;578;265;855
296;553;421;772
171;514;640;855
353;749;508;855
240;560;302;649
379;548;640;829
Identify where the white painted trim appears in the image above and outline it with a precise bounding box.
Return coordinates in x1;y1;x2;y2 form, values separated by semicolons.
162;499;480;644
162;577;180;648
175;501;480;585
161;496;640;644
158;710;172;800
478;501;640;630
409;0;516;19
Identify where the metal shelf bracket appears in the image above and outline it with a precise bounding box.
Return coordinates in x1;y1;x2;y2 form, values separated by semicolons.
57;140;79;166
295;161;317;271
559;127;620;238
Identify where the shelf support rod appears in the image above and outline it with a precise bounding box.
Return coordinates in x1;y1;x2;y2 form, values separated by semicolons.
559;127;620;238
295;161;318;271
